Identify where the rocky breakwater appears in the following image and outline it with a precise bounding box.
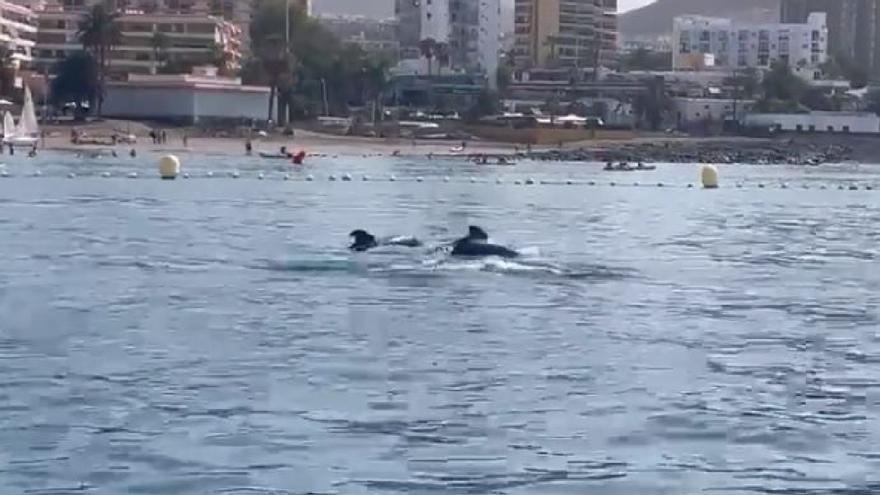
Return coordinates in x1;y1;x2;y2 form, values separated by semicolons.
528;140;854;165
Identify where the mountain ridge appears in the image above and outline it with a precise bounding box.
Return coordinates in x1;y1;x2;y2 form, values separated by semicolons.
619;0;781;38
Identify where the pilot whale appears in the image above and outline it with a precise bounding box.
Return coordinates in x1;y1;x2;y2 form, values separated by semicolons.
450;226;518;258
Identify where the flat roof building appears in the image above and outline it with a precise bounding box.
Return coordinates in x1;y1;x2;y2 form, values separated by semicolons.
673;13;827;80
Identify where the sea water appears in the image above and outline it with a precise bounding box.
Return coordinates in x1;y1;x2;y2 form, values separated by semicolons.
1;151;880;493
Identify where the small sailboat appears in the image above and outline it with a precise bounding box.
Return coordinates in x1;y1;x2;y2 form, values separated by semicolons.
3;86;39;147
2;111;15;142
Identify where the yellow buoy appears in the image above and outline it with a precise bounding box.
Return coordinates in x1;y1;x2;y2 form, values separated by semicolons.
701;164;719;189
158;155;180;180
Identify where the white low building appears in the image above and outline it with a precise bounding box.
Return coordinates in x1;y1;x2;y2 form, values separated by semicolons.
673;12;828;81
673;97;756;125
102;69;270;124
744;111;880;134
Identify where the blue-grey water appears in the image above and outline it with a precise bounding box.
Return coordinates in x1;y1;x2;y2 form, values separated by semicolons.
2;151;880;494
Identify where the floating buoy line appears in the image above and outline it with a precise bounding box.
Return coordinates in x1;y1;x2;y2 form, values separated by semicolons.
0;160;873;191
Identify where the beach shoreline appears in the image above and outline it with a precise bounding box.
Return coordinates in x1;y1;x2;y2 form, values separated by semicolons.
35;122;879;164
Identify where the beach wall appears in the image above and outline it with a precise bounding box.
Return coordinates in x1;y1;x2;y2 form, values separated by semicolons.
465;126;635;144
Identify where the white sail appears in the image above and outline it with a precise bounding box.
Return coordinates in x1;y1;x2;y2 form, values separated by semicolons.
2;111;14;139
16;86;38;137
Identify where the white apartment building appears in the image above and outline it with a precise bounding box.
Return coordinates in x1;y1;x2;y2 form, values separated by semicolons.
673;12;828;80
34;6;241;75
0;0;37;68
396;0;501;84
477;0;501;88
421;0;449;43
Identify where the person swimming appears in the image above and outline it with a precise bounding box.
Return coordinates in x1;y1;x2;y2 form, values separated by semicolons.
349;230;422;252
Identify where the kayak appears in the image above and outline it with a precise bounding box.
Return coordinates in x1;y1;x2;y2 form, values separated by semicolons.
259;152;291;159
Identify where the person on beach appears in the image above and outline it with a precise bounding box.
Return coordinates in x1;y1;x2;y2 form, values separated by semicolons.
130;149;137;158
183;133;188;148
245;139;252;155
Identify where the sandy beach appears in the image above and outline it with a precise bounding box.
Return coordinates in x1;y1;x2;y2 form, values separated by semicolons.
35;119;877;164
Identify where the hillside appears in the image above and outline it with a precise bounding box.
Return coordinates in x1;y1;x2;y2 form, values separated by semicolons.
619;0;780;38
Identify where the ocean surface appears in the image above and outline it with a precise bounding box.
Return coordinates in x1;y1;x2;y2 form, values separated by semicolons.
2;151;880;494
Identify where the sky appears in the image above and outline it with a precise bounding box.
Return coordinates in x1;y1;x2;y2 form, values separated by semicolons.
619;0;654;12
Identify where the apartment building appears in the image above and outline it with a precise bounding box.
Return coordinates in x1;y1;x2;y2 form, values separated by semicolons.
672;13;828;80
0;0;37;68
513;0;618;70
780;0;880;78
33;3;241;75
394;0;501;84
319;15;400;60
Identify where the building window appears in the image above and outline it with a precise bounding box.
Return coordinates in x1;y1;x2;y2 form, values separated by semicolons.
827;126;834;132
796;124;803;132
808;124;816;132
843;125;850;133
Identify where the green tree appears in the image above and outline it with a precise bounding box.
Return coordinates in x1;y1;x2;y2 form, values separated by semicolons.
0;45;15;97
50;52;100;120
78;2;121;115
363;57;390;124
761;60;807;103
418;38;437;75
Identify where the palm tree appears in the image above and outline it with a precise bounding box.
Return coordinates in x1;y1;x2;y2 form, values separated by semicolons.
435;42;450;74
364;58;390;125
256;34;292;123
150;31;169;73
78;2;121;115
418;38;437;75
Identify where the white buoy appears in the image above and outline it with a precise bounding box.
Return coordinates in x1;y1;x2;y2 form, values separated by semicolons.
633;182;639;187
525;178;535;185
389;175;396;182
470;177;477;183
416;176;423;182
657;183;664;187
158;155;180;180
128;172;138;179
183;172;190;179
206;171;214;178
362;175;369;181
443;176;450;182
700;164;719;189
257;172;265;180
496;178;503;184
101;171;111;178
67;172;76;179
514;180;522;185
780;183;788;189
1;170;9;178
33;170;42;177
342;173;352;181
328;174;337;181
610;181;616;187
306;174;314;181
588;181;596;186
231;171;240;179
283;174;290;181
566;179;573;185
